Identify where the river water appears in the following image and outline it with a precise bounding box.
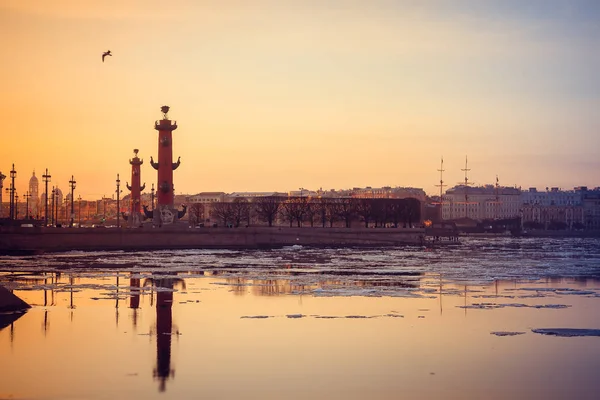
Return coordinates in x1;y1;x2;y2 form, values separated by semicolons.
1;237;599;400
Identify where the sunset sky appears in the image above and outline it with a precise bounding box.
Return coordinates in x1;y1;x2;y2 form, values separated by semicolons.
1;0;599;200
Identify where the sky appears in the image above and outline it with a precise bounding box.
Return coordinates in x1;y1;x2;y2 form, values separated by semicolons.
1;0;599;200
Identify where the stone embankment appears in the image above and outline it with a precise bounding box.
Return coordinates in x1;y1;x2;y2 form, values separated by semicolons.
0;226;431;255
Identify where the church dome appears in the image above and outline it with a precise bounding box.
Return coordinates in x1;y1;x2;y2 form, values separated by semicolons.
29;171;39;185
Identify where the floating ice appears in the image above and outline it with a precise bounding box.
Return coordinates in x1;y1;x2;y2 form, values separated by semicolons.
385;314;404;318
532;328;600;337
240;315;271;319
458;303;571;310
490;331;526;336
286;314;304;318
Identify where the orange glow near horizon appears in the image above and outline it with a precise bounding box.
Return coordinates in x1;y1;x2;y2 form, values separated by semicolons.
1;1;599;200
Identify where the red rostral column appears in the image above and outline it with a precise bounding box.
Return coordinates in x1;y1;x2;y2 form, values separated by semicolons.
126;149;145;227
150;106;182;225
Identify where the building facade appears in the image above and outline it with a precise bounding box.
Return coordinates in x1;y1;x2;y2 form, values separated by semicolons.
442;185;521;220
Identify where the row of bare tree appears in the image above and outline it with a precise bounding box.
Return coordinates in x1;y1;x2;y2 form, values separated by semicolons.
189;197;421;228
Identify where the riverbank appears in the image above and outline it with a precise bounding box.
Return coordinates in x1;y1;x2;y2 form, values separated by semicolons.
0;226;434;255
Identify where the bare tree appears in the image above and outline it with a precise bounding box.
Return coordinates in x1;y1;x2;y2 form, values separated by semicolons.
372;199;390;227
188;203;205;226
280;197;306;227
210;202;234;226
231;198;250;227
355;198;374;228
304;198;316;227
254;196;283;227
387;199;404;228
315;198;329;228
404;197;421;228
335;198;355;228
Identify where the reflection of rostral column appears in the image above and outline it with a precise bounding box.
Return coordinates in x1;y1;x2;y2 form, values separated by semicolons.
126;149;146;227
129;274;141;329
146;276;185;392
150;106;183;225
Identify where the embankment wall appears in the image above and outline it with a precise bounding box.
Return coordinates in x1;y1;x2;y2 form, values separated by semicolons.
0;226;426;254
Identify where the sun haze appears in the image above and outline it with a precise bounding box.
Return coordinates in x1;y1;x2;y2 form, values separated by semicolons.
1;0;599;199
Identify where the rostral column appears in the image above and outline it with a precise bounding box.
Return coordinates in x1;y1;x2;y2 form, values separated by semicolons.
150;106;183;225
126;149;145;227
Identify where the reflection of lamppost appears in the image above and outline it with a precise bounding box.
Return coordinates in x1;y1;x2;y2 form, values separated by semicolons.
69;175;76;227
42;169;51;226
116;174;121;228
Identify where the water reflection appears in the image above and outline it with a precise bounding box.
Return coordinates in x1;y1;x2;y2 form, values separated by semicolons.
129;274;140;329
143;274;185;393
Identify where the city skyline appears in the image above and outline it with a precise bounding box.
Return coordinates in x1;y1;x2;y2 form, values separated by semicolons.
2;1;599;199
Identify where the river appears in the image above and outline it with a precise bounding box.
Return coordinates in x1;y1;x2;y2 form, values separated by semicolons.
1;237;599;399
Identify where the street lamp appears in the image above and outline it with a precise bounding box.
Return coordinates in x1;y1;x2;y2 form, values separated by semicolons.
42;169;51;226
0;171;5;218
55;188;60;226
78;195;82;227
14;192;19;220
69;175;76;227
151;183;155;211
116;174;121;228
9;164;16;220
25;192;31;220
50;187;55;226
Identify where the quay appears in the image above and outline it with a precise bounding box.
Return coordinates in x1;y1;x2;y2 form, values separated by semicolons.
0;226;455;255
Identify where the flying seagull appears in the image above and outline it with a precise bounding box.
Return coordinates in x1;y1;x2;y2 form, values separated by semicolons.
102;50;112;62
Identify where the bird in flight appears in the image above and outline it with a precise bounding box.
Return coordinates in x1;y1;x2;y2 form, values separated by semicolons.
102;50;112;62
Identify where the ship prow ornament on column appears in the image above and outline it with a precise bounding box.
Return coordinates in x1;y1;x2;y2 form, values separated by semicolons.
151;106;186;226
125;149;146;227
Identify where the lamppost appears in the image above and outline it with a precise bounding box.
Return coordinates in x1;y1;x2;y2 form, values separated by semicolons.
78;195;82;227
55;188;60;226
25;192;31;220
42;169;51;226
10;164;16;220
69;175;76;227
151;183;155;211
116;174;121;228
50;187;55;226
4;188;9;219
14;192;19;220
0;171;5;218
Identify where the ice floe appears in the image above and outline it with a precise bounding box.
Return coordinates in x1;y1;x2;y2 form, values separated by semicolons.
531;328;600;337
490;331;526;336
458;303;571;310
